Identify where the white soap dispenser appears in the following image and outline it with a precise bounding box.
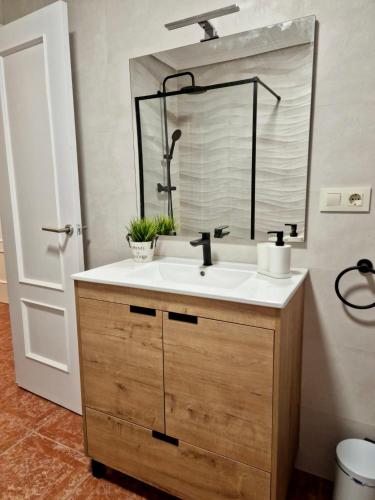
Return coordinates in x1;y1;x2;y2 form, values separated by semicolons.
267;231;291;278
257;242;272;273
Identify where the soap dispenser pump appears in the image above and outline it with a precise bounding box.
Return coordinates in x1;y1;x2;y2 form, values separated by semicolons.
267;231;291;278
267;231;285;246
285;224;298;237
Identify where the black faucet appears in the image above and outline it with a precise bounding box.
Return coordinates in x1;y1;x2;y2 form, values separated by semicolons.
190;232;212;266
214;225;230;238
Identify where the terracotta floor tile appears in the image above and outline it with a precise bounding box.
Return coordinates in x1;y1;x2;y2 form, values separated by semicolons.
0;432;90;499
0;359;16;378
0;344;12;356
0;349;13;362
0;371;15;392
0;317;10;325
0;336;12;353
0;383;60;429
0;317;14;376
0;411;30;454
0;351;13;367
0;359;15;381
0;328;11;337
0;305;10;329
37;407;85;453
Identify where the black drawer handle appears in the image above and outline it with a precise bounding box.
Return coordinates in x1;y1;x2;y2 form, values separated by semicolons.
168;312;198;324
130;305;156;316
152;430;179;446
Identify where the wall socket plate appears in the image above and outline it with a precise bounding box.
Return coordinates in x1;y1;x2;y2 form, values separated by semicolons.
320;187;372;212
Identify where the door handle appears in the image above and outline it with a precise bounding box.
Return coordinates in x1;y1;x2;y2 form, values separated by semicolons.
41;224;74;236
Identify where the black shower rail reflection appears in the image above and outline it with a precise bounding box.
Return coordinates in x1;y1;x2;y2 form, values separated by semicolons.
159;72;205;220
134;72;281;239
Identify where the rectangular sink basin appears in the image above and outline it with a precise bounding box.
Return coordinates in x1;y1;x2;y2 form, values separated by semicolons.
72;257;308;308
126;260;253;290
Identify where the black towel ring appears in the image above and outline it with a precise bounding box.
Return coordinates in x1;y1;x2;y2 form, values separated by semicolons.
335;259;375;309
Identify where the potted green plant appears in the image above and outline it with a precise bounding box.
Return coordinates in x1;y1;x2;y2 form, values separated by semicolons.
126;217;158;263
154;215;177;236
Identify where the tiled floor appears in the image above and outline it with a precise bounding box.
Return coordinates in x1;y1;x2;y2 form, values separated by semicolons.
0;303;333;499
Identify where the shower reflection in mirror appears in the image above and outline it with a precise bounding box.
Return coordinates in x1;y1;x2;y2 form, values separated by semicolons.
130;16;315;241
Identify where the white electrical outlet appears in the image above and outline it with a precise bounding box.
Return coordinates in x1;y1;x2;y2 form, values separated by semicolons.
320;187;371;212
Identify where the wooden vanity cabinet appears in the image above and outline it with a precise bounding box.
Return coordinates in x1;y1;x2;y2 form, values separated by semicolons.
75;281;305;500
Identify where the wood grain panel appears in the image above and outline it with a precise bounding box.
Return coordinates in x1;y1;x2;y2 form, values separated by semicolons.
79;297;164;432
74;287;88;453
163;314;274;471
271;284;305;500
86;407;271;500
76;281;277;329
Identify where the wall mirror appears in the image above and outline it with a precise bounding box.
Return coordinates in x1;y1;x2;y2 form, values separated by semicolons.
130;15;315;241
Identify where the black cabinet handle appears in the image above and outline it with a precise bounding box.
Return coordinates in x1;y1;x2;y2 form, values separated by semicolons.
130;305;156;316
152;430;179;446
168;312;198;324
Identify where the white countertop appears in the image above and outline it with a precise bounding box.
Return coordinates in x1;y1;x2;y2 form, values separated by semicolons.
72;257;308;309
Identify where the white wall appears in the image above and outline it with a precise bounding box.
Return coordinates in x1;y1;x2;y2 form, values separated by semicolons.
2;0;375;480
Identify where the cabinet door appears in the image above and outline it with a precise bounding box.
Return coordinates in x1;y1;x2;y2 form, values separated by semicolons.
79;298;164;432
163;313;274;471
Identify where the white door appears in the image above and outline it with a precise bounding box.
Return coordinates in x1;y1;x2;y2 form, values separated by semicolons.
0;1;84;413
0;219;8;303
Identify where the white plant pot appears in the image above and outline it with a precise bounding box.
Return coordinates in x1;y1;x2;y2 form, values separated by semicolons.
127;236;158;263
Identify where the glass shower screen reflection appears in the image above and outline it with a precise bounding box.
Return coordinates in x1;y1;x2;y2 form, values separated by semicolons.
135;78;278;239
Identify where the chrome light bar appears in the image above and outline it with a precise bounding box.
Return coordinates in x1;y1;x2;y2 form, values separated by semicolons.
165;4;240;42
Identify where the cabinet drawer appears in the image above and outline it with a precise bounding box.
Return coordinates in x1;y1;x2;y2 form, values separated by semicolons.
164;314;274;471
78;298;164;431
86;407;270;500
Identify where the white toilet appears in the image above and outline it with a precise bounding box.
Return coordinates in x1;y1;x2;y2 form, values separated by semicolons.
333;439;375;500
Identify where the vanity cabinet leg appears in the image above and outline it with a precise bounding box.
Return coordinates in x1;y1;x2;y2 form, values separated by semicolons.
91;459;106;478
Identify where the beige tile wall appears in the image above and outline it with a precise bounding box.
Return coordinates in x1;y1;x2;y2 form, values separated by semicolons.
176;43;312;238
2;0;375;480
